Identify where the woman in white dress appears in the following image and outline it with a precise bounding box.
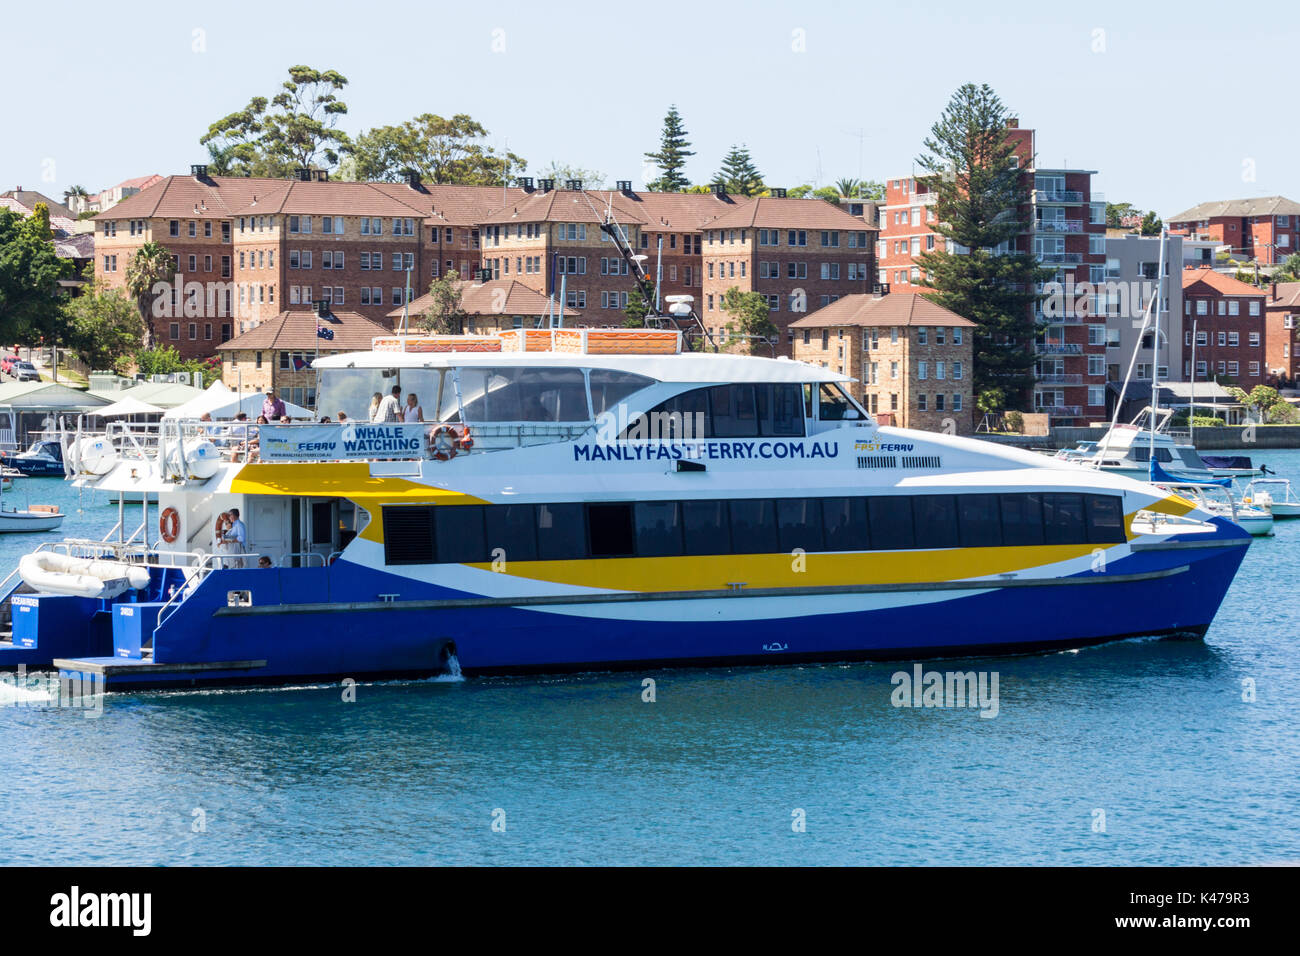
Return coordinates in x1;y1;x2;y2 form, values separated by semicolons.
404;393;423;422
213;511;234;567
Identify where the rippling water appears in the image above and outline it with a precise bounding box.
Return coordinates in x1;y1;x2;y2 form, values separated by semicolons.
1;456;1298;866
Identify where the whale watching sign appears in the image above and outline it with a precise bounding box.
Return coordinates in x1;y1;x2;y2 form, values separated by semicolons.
259;424;427;462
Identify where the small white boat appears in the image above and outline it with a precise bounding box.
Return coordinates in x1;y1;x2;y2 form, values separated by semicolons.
1241;477;1300;519
18;550;150;598
1158;482;1274;537
0;473;66;533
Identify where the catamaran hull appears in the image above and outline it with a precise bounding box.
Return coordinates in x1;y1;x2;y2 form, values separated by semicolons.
46;531;1248;690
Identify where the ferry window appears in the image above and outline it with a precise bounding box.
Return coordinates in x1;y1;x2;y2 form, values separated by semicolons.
913;495;959;549
537;503;586;560
868;496;915;550
708;385;760;437
817;383;853;421
485;504;538;562
587;503;635;558
635;501;683;557
1000;494;1044;546
435;506;487;564
822;497;869;551
590;370;656;418
958;495;1003;548
457;367;590;422
1041;494;1086;545
777;498;823;553
682;500;728;555
757;383;805;436
626;387;710;440
1085;495;1126;544
382;506;434;564
729;499;779;553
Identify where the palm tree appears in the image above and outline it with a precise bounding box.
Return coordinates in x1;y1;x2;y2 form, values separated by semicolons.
206;142;236;176
1273;253;1300;283
125;242;176;347
834;177;862;198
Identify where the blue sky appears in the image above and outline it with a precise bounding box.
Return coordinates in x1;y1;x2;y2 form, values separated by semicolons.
6;0;1295;217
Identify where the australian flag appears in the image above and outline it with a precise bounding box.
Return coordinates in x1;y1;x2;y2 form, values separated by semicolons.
316;324;335;341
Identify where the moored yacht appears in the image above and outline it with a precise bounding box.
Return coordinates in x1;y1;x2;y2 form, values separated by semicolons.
0;329;1250;690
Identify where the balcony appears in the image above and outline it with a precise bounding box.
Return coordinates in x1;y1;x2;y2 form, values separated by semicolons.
1041;405;1084;418
1035;190;1085;204
913;192;938;205
1035;342;1083;355
1035;374;1084;386
1038;252;1084;264
1036;219;1083;233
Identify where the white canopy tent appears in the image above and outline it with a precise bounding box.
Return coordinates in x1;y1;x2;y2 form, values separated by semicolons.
91;396;165;418
162;380;312;420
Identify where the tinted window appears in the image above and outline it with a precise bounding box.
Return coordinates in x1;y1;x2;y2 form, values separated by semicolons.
709;384;759;437
682;500;728;555
537;503;586;560
1001;494;1044;546
383;506;434;564
869;496;914;550
625;387;708;440
958;495;1003;548
589;370;656;417
913;495;959;549
729;499;779;553
757;384;805;437
588;503;635;557
634;501;682;557
435;505;487;563
1042;493;1086;545
822;497;870;551
485;504;538;562
1085;495;1126;544
777;498;822;553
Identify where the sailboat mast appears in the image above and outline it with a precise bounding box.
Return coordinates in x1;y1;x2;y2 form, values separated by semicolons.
1149;229;1168;463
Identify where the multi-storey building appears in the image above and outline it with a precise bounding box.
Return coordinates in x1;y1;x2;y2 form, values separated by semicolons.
1180;268;1267;386
1101;233;1184;382
1263;281;1300;385
876;120;1107;425
789;292;975;432
1168;196;1300;265
698;192;877;355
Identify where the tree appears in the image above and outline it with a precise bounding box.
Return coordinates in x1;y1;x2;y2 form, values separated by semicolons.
1227;384;1282;419
125;241;175;347
719;287;776;354
1272;253;1300;282
133;345;185;377
351;113;525;185
644;106;694;192
418;272;468;335
622;287;650;326
200;65;351;177
714;146;764;197
535;162;605;190
1140;211;1162;236
62;282;145;371
912;83;1052;403
0;204;72;344
1105;202;1138;229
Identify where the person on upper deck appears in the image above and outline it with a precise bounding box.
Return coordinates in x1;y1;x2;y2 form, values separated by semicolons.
377;385;403;423
404;393;423;422
367;393;383;422
262;388;286;420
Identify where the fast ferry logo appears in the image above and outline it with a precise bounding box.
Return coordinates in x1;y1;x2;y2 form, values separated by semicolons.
854;438;915;453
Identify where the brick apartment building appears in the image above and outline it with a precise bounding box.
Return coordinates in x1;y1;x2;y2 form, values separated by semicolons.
698;192;878;354
876;120;1108;425
789;292;975;433
1168;196;1300;266
1180;267;1267;386
1263;281;1300;384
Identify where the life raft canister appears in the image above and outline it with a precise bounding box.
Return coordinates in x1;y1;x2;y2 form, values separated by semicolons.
160;506;181;543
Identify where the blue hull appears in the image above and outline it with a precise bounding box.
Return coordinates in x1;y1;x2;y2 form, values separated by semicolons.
41;526;1250;691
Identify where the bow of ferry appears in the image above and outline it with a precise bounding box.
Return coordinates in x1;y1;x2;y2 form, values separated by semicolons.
0;329;1249;691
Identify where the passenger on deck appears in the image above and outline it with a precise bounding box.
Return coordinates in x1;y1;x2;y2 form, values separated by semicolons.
337;411;348;423
404;393;423;422
278;415;291;424
222;508;247;568
377;385;402;423
368;393;383;422
257;556;273;569
263;388;286;420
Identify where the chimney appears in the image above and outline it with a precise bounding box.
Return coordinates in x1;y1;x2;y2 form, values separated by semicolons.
1272;281;1279;301
538;178;555;193
616;180;633;195
771;187;787;198
402;169;422;189
478;268;492;283
711;182;727;198
190;164;210;181
872;283;890;298
313;170;328;182
313;299;330;318
565;179;582;191
517;176;535;193
295;168;311;182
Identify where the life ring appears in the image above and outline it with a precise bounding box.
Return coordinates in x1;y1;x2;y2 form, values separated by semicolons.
160;507;180;544
455;425;474;452
430;425;458;462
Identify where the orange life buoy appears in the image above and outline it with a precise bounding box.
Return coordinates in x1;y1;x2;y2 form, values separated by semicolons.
430;425;458;462
160;507;180;544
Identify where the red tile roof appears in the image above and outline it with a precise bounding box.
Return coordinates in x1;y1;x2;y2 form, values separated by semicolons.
618;191;753;231
705;195;875;231
217;309;392;351
387;278;572;319
1181;267;1266;297
478;188;648;226
787;291;976;328
1268;281;1300;309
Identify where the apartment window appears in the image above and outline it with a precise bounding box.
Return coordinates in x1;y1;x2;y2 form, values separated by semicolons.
1229;300;1239;316
952;361;962;381
1088;355;1105;376
918;361;928;380
393;288;403;306
221;256;231;278
1250;301;1260;316
1227;361;1239;377
1088;386;1105;407
1249;361;1260;376
169;220;179;237
1197;300;1208;315
1228;331;1239;347
204;255;212;272
787;230;807;247
917;394;927;412
169;323;179;340
188;323;197;340
187;254;196;273
917;327;928;346
1218;331;1227;346
820;231;840;248
1249;332;1261;346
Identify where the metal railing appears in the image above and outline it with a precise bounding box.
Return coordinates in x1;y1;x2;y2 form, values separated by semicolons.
1038;252;1084;264
1035;190;1084;203
1035;342;1083;355
1035;374;1084;386
1036;219;1083;233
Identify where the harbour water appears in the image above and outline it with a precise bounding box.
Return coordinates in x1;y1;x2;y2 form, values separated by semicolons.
1;455;1297;866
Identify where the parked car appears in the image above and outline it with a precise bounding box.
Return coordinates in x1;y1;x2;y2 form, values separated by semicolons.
10;361;40;382
0;355;18;376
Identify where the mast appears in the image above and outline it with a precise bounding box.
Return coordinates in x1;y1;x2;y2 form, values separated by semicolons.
1149;229;1168;463
1190;317;1198;446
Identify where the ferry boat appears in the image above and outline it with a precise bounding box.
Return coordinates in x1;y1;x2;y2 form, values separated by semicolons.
0;329;1251;691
